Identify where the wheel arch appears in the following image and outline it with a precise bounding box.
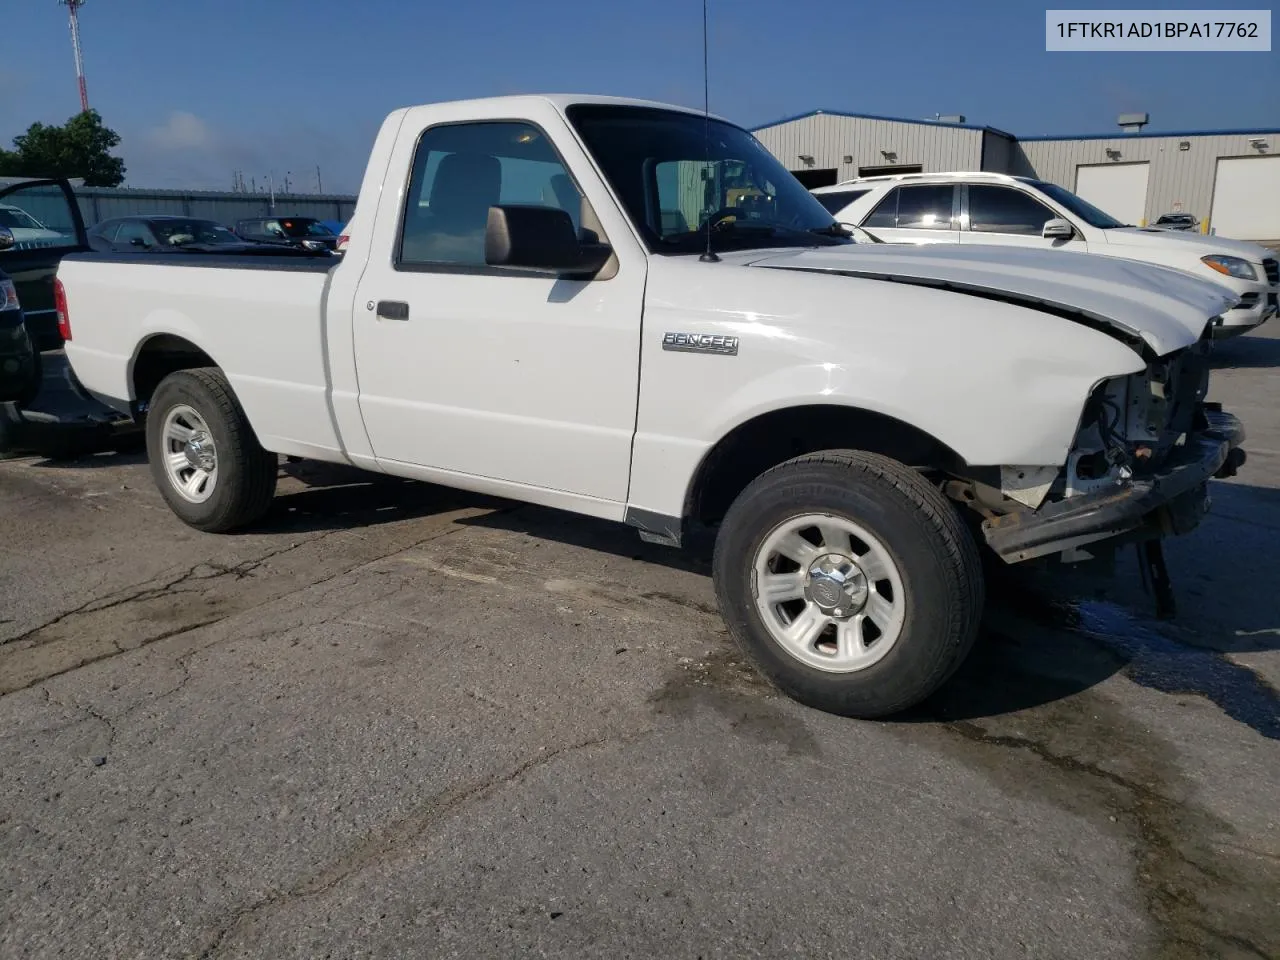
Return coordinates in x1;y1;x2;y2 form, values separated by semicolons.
129;333;221;414
684;403;974;530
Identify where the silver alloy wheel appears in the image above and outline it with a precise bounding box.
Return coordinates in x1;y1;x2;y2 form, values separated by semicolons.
161;403;218;504
751;513;906;673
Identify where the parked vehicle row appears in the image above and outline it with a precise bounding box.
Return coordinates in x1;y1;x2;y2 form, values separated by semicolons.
52;94;1248;720
811;171;1278;338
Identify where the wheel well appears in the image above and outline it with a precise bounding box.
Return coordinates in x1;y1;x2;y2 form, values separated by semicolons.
686;405;968;528
131;335;216;409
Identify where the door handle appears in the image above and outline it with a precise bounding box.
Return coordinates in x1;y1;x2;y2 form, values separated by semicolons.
376;300;409;321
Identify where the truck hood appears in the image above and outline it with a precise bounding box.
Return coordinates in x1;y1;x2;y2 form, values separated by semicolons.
1101;226;1274;261
742;243;1237;356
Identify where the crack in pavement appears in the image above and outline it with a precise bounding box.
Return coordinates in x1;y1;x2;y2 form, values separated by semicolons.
195;731;635;959
41;685;117;756
1;513;509;699
1;536;328;650
944;719;1276;960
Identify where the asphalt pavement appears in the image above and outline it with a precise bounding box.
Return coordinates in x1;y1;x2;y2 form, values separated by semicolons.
1;326;1277;960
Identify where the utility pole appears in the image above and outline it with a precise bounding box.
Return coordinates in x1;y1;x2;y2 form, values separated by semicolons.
316;165;323;194
60;0;90;112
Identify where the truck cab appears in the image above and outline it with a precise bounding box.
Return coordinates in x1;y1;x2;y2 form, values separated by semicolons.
55;95;1247;719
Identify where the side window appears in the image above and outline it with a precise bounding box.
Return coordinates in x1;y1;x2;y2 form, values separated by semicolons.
968;185;1056;235
894;185;955;229
813;188;869;216
0;181;81;253
96;222;121;243
862;188;900;228
116;221;154;248
263;220;286;238
399;121;583;268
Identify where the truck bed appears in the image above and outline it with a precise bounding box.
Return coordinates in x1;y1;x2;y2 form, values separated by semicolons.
60;252;348;462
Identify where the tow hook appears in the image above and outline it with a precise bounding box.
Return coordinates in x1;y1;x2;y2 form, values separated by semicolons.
1137;540;1176;620
1214;448;1247;479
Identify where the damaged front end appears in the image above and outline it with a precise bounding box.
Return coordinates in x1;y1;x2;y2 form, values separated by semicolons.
966;331;1246;567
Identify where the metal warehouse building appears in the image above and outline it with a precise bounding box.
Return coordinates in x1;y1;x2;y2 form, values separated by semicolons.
752;111;1280;242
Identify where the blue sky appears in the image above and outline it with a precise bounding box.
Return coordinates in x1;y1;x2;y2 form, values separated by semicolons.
2;0;1276;193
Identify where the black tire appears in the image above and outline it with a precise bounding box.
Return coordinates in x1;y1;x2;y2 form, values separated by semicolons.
145;367;277;532
712;450;984;719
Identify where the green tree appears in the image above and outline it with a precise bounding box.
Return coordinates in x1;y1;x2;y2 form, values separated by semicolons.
0;110;126;187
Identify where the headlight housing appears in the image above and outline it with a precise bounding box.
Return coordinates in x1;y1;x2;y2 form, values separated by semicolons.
1202;255;1257;281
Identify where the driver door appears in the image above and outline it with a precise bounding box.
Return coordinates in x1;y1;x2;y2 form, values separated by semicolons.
351;115;647;510
959;184;1089;252
114;221;158;252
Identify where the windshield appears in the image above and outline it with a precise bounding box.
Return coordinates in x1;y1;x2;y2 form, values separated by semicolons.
1029;181;1127;229
278;219;333;237
566;105;850;254
151;220;241;246
0;206;48;230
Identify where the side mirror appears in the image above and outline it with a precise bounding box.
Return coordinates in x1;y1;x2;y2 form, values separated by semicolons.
0;226;13;252
484;204;611;276
130;237;147;247
1042;218;1074;240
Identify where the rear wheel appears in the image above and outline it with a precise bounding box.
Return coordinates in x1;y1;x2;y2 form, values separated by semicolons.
146;368;277;532
712;450;984;718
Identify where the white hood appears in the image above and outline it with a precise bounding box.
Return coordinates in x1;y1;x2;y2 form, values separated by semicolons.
742;243;1237;357
1102;226;1274;261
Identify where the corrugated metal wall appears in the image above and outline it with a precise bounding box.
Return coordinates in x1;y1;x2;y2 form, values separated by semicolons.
754;113;1277;233
71;187;358;228
1015;134;1273;227
753;114;984;180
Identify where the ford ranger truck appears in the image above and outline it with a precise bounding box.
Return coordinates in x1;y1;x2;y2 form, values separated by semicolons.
56;95;1247;718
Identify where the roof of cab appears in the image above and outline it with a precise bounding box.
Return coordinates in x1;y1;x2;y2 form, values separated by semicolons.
395;93;728;123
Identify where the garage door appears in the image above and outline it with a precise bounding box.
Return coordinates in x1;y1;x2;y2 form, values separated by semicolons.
1075;162;1151;227
1211;156;1280;241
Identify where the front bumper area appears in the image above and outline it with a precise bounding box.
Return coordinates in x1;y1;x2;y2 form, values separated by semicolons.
983;409;1245;563
1213;284;1277;337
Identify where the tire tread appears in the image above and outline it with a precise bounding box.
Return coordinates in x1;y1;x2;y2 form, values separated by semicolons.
147;367;276;532
713;449;984;717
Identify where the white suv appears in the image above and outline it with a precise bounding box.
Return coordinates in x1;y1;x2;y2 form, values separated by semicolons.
812;172;1278;337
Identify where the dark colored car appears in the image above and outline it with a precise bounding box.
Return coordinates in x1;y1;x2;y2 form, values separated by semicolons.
234;216;339;251
87;216;250;253
0;178;87;350
1152;212;1199;232
0;261;40;407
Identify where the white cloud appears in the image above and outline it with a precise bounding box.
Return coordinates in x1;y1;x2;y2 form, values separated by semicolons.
145;111;214;151
123;110;370;193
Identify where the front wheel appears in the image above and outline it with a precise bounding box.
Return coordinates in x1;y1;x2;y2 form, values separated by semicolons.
146;367;277;532
712;450;984;718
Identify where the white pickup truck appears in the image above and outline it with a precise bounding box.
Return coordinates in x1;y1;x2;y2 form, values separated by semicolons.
58;95;1247;718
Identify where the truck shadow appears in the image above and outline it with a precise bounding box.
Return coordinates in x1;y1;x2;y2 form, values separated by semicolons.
255;459;516;535
456;490;1279;735
1210;331;1280;369
23;452;1274;731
